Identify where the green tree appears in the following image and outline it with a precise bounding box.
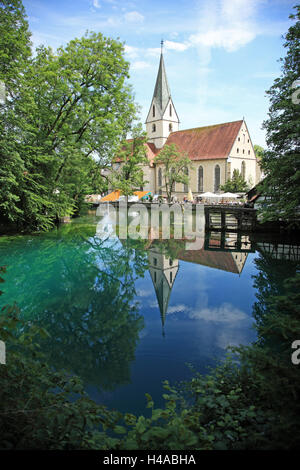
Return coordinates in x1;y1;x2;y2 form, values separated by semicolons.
0;0;32;97
109;125;149;199
0;0;32;230
260;5;300;225
154;143;191;202
221;168;249;192
0;9;137;231
254;144;265;161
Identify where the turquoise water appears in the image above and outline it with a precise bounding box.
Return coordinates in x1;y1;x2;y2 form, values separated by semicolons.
0;211;299;415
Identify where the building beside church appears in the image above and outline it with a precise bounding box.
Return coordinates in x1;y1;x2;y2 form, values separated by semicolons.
112;47;262;199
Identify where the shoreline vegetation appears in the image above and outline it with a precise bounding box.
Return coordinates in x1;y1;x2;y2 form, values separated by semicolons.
0;0;299;451
1;263;300;450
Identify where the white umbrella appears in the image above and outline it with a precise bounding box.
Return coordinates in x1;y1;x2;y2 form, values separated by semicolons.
128;195;139;202
221;192;239;198
200;192;221;198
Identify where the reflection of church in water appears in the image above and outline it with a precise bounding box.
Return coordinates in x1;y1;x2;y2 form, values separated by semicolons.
147;235;249;334
148;247;179;335
147;230;300;333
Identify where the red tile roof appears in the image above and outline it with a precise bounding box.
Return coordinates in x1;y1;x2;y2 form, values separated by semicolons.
177;246;240;274
145;142;160;167
114;141;159;167
164;120;243;161
145;239;241;274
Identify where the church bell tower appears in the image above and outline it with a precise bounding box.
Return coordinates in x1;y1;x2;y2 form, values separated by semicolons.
148;246;179;335
145;41;179;149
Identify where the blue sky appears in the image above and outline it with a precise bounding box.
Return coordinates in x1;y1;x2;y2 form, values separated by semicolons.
23;0;296;146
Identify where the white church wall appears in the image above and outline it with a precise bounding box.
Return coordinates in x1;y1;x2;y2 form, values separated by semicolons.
229;121;257;187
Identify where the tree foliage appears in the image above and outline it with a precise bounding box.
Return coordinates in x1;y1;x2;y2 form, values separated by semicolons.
0;0;32;97
0;1;138;231
260;5;300;225
154;144;191;202
221;169;249;192
109;125;149;197
254;144;265;161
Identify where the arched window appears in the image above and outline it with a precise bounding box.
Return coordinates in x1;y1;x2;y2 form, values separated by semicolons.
158;167;162;188
183;167;188;192
198;166;203;192
153;105;155;117
152;123;156;132
237;148;239;153
214;164;220;192
170;272;173;283
241;161;246;180
169;123;173;132
169;104;172;116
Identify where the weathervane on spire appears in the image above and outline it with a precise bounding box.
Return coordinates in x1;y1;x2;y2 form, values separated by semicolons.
161;39;164;53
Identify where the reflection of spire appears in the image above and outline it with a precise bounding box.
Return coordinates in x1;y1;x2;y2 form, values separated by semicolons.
148;247;179;334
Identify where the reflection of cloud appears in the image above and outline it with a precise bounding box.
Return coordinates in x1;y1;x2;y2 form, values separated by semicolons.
189;303;248;323
167;304;188;314
216;329;253;350
136;289;152;298
138;329;148;339
166;302;249;324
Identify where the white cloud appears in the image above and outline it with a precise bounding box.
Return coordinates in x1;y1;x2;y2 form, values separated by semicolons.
124;44;140;59
190;28;256;52
131;61;151;70
190;0;262;53
169;32;179;39
164;40;190;52
124;11;144;23
146;47;161;57
93;0;101;8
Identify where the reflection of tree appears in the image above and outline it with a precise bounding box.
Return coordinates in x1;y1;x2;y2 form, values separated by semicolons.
149;239;184;261
0;224;148;391
252;250;299;349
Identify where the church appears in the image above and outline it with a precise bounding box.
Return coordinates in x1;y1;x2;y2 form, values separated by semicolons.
125;46;261;199
147;236;248;334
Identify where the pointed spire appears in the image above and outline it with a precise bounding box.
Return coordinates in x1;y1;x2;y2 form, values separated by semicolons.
148;249;179;334
155;273;172;328
152;46;171;114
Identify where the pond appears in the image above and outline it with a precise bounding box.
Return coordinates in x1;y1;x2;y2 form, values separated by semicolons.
0;210;299;416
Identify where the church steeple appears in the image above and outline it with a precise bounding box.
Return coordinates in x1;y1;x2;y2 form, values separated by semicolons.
152;49;171;115
145;44;179;149
148;246;179;335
